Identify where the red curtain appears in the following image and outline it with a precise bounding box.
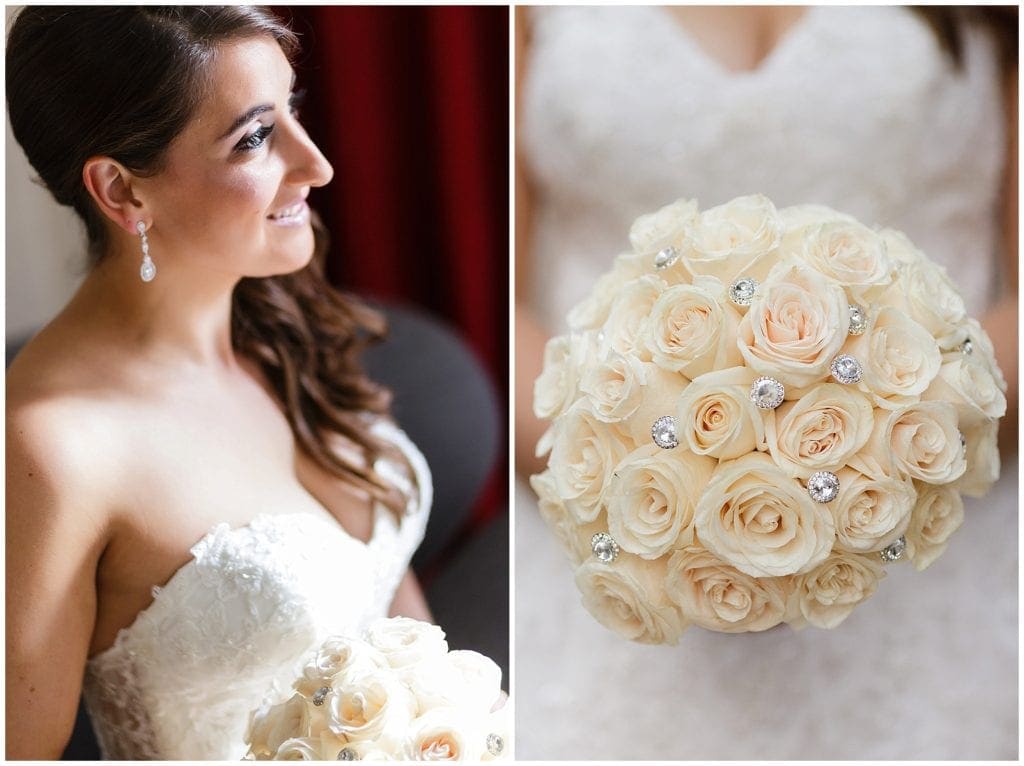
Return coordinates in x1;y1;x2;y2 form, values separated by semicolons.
277;7;508;522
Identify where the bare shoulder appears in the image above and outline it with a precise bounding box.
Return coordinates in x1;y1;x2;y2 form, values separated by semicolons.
7;335;131;542
7;392;115;549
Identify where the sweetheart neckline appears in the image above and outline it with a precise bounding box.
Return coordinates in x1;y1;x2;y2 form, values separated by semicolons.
85;419;431;666
651;5;823;80
85;510;380;666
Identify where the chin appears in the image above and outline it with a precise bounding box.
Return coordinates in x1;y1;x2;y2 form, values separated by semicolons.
270;247;316;276
264;233;317;276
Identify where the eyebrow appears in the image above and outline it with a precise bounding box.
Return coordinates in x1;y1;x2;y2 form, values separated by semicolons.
216;73;297;141
219;104;274;140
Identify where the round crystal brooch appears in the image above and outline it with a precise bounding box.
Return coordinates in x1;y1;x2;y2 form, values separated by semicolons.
848;304;868;335
750;376;785;409
728;276;758;306
651;415;678;449
807;471;839;503
960;337;974;355
830;354;863;385
486;733;505;756
591;532;620;564
312;686;330;706
880;535;907;563
337;747;358;761
654;246;679;269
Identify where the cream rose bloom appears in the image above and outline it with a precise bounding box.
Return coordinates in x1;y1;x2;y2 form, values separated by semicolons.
683;194;782;282
791;551;885;629
798;220;894;299
402;707;490;761
327;672;416;743
297;636;388;696
605;444;715;559
675;367;766;460
567;252;652;331
956;417;1000;497
876;227;927;267
616;365;689;449
737;262;849;387
628;197;699;254
601;274;667;360
546;401;628;523
850;306;941;403
443;651;504;712
400;650;501;716
642;276;743;377
765;383;874;478
664;547;790;632
247;694;313;759
864;400;966;484
904;483;964;571
363;617;448;669
830;464;916;553
274;737;324;761
579;349;648;422
530;470;591;566
897;259;967;346
694;453;835;577
533;334;585;421
330;739;395;761
778;203;857;233
923;357;1007;423
311;731;353;761
574;557;687;644
956;316;1006;391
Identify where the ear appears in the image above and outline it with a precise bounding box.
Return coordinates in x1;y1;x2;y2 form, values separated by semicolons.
81;157;146;234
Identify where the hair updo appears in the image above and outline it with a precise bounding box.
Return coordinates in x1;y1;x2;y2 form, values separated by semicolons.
7;6;299;255
6;6;406;515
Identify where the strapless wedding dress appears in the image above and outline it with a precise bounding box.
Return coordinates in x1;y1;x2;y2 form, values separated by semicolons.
518;6;1016;760
82;420;432;760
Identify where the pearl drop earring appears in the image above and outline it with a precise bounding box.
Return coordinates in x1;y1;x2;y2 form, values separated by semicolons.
137;221;156;282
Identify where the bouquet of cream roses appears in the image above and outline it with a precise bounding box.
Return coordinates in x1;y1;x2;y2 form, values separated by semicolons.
532;194;1006;644
244;617;509;760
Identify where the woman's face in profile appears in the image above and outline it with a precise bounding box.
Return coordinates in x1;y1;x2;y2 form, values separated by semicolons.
134;35;334;279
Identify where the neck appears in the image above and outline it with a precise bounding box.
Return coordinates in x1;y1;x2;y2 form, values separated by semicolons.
70;243;243;373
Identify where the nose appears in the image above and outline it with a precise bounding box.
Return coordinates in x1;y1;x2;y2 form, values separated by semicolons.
283;118;334;188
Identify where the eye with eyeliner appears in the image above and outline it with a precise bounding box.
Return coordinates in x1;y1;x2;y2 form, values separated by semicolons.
234;123;274;152
232;89;307;153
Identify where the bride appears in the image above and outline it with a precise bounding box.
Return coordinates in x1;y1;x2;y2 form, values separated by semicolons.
515;5;1016;760
6;7;433;759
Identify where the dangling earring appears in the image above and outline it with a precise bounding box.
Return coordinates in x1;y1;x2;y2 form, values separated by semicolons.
137;221;156;282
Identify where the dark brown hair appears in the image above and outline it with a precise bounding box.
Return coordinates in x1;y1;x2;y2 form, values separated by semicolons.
912;6;1018;73
6;6;406;515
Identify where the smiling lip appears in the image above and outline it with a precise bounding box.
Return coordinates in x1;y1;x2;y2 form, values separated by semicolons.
267;199;309;226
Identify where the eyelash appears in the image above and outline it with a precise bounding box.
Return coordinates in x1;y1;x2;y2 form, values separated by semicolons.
289;88;307;118
235;124;274;152
233;89;308;153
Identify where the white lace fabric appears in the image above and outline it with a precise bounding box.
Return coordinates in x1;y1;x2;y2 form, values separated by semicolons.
82;420;432;760
521;6;1004;332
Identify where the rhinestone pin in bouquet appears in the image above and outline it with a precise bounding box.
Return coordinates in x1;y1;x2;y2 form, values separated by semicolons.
244;617;510;760
532;194;1006;644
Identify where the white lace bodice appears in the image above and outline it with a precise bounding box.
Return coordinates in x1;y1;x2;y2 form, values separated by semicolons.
82;420;432;760
521;6;1006;330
